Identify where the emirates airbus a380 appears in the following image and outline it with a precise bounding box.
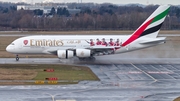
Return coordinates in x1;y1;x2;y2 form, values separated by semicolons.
6;5;170;61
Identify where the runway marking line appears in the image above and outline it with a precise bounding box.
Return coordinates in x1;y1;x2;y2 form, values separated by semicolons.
130;63;157;82
147;71;173;74
128;71;142;74
56;100;76;101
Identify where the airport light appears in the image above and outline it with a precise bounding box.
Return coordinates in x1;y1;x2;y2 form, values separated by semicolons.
43;93;76;101
44;93;54;101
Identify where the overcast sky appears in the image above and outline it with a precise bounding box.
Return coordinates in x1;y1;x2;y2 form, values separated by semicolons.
0;0;180;5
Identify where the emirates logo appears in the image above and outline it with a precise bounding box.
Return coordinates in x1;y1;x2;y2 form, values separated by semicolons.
80;51;84;56
23;40;28;45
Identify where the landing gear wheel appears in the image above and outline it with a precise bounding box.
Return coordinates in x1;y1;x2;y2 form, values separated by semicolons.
16;57;19;61
79;58;85;61
16;55;19;61
89;56;96;62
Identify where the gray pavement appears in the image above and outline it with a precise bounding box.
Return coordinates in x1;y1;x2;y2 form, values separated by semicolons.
0;85;179;101
0;58;180;101
1;57;180;64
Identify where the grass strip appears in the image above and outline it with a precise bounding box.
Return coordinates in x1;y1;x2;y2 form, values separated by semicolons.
0;64;99;85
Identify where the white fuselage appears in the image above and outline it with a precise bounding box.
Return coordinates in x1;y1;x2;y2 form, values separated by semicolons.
6;35;162;56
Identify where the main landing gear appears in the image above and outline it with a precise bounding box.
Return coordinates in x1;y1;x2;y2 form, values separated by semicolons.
78;56;96;62
16;54;19;61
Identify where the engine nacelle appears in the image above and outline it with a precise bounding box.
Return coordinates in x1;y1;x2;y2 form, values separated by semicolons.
57;50;74;59
76;49;91;57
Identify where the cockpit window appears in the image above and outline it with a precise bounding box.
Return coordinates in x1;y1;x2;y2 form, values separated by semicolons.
10;43;15;45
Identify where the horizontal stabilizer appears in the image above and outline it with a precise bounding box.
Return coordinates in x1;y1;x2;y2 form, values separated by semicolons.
139;37;166;44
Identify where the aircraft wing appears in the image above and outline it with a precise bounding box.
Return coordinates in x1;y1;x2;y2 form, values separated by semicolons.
43;45;120;55
86;46;120;50
42;49;58;55
85;45;121;54
139;37;166;44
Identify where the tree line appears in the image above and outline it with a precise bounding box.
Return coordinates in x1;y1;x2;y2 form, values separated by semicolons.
0;3;180;31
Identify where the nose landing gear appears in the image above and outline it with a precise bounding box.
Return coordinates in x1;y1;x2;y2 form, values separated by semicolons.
16;55;19;61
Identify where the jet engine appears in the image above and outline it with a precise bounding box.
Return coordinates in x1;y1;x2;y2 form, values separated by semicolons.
57;50;74;59
76;49;91;57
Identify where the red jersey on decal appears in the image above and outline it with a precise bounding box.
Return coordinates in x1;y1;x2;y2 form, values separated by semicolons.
96;41;102;45
115;42;120;46
90;42;95;46
109;42;114;46
101;42;107;46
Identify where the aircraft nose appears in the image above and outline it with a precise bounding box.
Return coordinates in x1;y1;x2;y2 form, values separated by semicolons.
6;45;10;52
6;45;13;52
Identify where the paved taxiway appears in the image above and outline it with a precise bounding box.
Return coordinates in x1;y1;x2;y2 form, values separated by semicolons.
0;84;179;101
0;58;180;101
1;57;180;64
